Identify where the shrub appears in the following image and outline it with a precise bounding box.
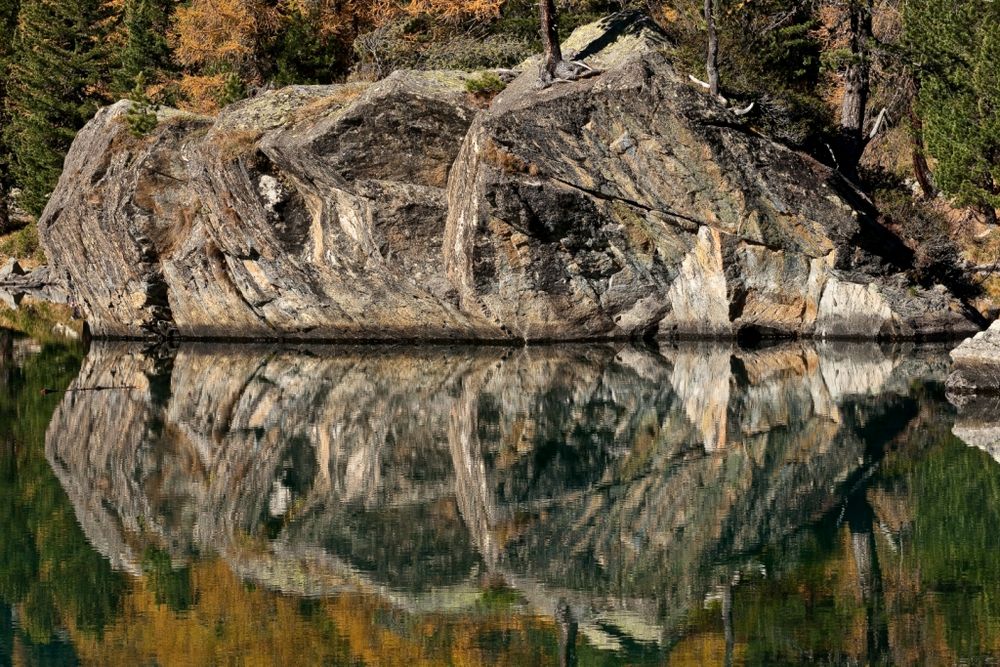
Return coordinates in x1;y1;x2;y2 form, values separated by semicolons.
0;222;42;262
873;185;979;298
126;75;160;137
465;71;506;96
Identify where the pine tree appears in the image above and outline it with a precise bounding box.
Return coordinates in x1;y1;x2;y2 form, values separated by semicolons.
904;0;1000;225
3;0;112;217
115;0;174;97
0;0;20;232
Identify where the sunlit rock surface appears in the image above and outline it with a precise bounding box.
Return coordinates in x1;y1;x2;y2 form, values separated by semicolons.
39;74;490;340
947;319;1000;395
38;14;979;342
442;14;977;341
46;341;943;644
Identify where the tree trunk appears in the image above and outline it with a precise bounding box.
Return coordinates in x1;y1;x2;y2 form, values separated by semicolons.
0;191;9;235
722;580;734;667
540;0;563;78
908;108;935;199
0;330;11;368
705;0;720;98
981;203;998;227
849;500;889;665
556;599;577;667
839;0;873;171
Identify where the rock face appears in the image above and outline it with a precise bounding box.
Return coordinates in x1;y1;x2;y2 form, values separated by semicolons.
947;319;1000;394
40;73;490;340
951;395;1000;464
39;13;980;341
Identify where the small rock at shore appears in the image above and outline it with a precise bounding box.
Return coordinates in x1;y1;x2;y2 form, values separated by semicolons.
947;320;1000;395
0;258;26;281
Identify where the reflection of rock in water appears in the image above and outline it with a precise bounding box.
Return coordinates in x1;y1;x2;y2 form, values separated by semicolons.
45;340;944;644
950;395;1000;465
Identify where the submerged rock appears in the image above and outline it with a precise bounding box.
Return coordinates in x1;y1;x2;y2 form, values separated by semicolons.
39;13;980;341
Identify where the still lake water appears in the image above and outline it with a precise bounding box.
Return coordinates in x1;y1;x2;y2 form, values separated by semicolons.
2;330;1000;665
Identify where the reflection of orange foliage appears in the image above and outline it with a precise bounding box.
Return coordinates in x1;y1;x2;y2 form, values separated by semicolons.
69;558;559;666
669;632;743;666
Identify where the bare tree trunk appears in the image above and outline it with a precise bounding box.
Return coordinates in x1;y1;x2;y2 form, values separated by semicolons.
849;498;889;665
540;0;563;79
556;599;578;667
537;0;599;87
0;191;9;235
908;107;935;199
0;330;11;369
722;580;734;667
705;0;720;98
981;203;998;227
839;0;873;171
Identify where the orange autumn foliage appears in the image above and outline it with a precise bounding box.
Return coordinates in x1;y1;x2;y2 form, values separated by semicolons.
68;557;561;666
172;0;278;71
169;0;505;110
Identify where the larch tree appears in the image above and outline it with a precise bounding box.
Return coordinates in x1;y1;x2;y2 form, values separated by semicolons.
170;0;278;110
2;0;112;216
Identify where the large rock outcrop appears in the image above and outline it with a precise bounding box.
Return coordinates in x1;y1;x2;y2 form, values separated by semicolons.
40;73;492;340
39;13;981;341
0;263;70;310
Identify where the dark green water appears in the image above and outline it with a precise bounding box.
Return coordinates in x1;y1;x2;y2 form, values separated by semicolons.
2;329;1000;665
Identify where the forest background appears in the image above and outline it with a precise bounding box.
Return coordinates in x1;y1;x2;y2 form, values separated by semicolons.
0;0;997;309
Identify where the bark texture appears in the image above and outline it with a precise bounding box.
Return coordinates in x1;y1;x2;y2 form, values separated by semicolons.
540;0;564;77
839;0;874;170
705;0;720;98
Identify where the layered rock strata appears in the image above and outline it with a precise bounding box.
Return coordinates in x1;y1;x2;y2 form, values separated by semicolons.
39;14;980;341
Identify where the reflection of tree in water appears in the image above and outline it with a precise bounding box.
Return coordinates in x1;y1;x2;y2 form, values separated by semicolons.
31;338;1000;662
0;331;126;659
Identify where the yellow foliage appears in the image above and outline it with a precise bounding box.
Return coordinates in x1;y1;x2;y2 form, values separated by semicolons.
177;74;228;113
167;0;508;110
171;0;277;70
